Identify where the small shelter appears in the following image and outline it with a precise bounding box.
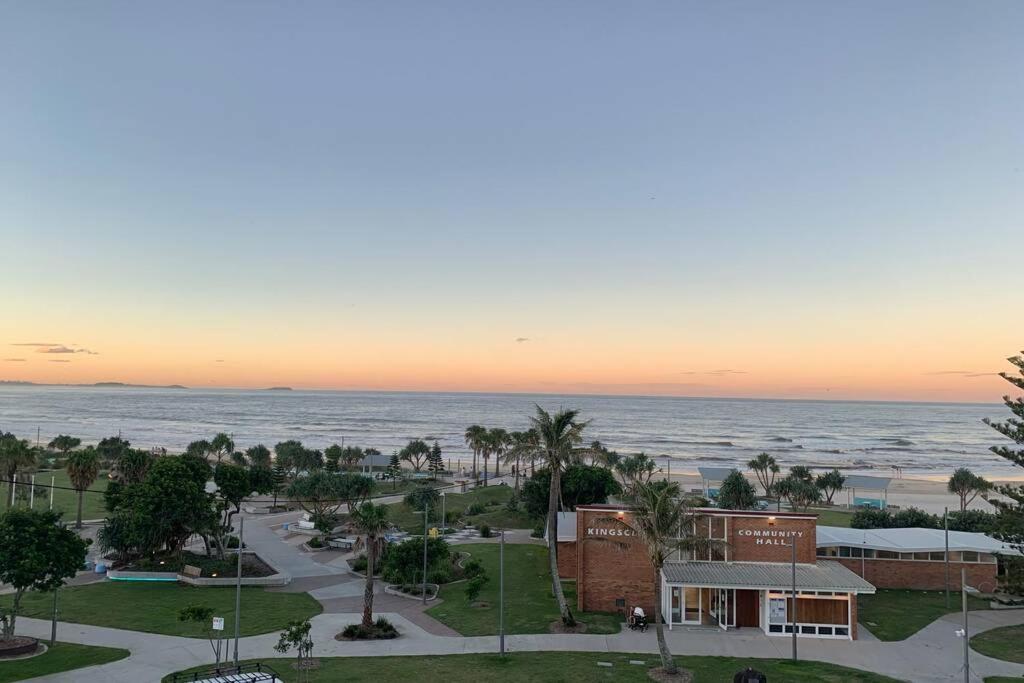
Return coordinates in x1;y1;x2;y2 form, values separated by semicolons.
697;467;735;500
843;475;892;509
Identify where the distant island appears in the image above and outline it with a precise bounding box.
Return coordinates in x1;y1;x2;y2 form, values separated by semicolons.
0;380;187;389
266;386;293;391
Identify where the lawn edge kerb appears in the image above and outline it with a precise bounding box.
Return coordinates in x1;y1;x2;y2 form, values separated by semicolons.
0;642;130;683
969;624;1024;665
160;653;904;683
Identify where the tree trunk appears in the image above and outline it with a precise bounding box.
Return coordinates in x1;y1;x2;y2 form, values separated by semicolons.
547;467;573;626
652;564;677;674
2;590;23;640
362;536;376;628
76;489;84;529
483;455;489;487
4;469;13;509
494;455;500;478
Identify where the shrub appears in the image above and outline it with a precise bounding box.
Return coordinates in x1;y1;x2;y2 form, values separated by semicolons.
477;524;492;538
404;485;440;513
531;522;545;538
382;537;450;584
891;507;939;528
465;573;489;602
465;502;487;516
350;554;368;573
505;493;520;513
308;536;324;548
947;509;998;533
462;557;484;579
851;507;893;529
340;618;399;640
428;564;453;584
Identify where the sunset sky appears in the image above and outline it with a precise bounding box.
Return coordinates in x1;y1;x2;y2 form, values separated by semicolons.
2;2;1021;402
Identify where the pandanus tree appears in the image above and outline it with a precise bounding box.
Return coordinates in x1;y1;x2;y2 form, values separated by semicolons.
349;502;389;627
66;447;101;528
747;452;780;497
507;406;592;626
947;467;992;512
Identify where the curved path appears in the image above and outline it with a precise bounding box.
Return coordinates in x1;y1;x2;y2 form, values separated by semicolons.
13;604;1024;682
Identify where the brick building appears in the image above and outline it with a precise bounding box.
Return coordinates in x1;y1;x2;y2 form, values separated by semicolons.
816;526;1013;593
567;506;874;640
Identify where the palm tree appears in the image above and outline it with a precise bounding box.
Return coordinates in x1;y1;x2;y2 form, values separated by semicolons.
210;433;234;464
507;406;591;626
349;502;390;628
618;481;716;676
488;428;509;480
747;452;780;498
0;435;36;509
66;447;101;528
464;425;486;485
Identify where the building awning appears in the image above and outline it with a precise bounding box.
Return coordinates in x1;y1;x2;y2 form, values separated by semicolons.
817;526;1021;555
661;560;875;593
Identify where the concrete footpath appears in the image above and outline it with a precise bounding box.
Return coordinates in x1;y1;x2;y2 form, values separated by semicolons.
13;605;1024;683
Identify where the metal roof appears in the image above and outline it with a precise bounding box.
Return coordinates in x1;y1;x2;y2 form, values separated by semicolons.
697;467;736;481
358;453;391;467
843;475;891;490
545;511;577;542
661;560;875;593
816;526;1021;555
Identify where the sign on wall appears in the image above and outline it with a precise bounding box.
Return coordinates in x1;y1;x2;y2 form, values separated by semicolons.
736;528;804;546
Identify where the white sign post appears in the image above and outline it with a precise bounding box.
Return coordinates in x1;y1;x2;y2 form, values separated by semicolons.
212;617;225;631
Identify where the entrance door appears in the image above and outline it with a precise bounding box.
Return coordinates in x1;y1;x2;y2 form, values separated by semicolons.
735;590;760;628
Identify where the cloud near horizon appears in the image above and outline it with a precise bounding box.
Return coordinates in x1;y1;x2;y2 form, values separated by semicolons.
48;359;71;363
680;369;748;376
924;370;995;378
36;346;98;355
515;337;529;343
3;358;26;362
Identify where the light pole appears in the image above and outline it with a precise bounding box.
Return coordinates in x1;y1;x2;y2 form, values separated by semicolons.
233;516;244;667
421;504;429;605
962;568;970;683
790;538;797;661
499;527;505;655
440;492;446;537
944;507;950;609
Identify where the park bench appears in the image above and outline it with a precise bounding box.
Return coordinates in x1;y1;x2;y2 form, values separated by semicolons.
328;537;357;550
182;564;202;578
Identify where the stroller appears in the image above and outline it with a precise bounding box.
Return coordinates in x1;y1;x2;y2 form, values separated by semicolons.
627;608;648;632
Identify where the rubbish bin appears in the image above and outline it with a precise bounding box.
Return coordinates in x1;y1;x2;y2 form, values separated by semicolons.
733;668;767;683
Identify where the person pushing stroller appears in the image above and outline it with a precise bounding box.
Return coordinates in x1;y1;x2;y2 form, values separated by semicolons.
628;605;648;632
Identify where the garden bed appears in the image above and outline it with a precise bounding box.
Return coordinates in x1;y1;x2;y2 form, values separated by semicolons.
337;619;399;640
385;583;439;601
0;637;40;659
118;551;276;579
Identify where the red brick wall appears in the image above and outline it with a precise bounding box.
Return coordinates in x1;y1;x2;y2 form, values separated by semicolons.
556;541;577;580
850;596;858;640
835;558;999;592
725;514;817;563
575;508;655;616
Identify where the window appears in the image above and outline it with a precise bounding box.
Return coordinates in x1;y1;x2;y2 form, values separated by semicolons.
818;546;838;557
961;551;979;563
819;626;834;635
980;553;996;564
849;547;863;558
929;552;945;561
835;627;849;637
839;546;852;558
913;552;930;561
900;552;915;560
863;549;876;559
710;516;726;540
877;550;898;559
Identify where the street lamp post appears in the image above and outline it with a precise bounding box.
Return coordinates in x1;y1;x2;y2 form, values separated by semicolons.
233;516;244;666
790;538;797;661
499;528;505;655
422;504;429;606
440;492;446;537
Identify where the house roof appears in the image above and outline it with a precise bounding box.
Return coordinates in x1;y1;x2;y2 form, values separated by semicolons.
843;475;891;490
662;560;875;593
544;511;577;543
816;526;1021;555
357;453;391;467
697;467;736;481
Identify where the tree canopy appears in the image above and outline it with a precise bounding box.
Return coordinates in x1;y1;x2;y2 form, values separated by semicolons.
717;470;757;510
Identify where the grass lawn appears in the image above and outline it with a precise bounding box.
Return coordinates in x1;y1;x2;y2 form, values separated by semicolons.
970;624;1024;664
0;582;321;639
426;543;620;636
388;485;534;534
811;507;854;527
163;653;901;683
0;642;129;683
857;589;990;641
8;468;109;522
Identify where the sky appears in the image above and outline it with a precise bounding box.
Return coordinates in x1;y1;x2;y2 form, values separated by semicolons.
1;2;1022;402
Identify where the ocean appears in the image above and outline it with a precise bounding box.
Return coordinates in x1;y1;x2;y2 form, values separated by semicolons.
0;385;1015;477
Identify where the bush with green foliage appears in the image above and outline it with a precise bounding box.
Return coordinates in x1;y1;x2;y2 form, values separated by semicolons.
521;464;622;518
717;470;757;510
465;573;489;603
382;537;450;585
462;557;484;579
404;484;441;513
340;617;398;640
477;524;492;538
465;502;487;516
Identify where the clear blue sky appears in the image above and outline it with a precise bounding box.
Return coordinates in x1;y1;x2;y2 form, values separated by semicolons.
2;2;1022;400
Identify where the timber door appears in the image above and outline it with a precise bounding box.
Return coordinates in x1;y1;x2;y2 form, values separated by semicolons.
736;589;760;628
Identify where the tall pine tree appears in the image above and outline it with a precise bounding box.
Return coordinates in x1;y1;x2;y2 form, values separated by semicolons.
429;441;444;479
983;351;1024;589
386;452;402;491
